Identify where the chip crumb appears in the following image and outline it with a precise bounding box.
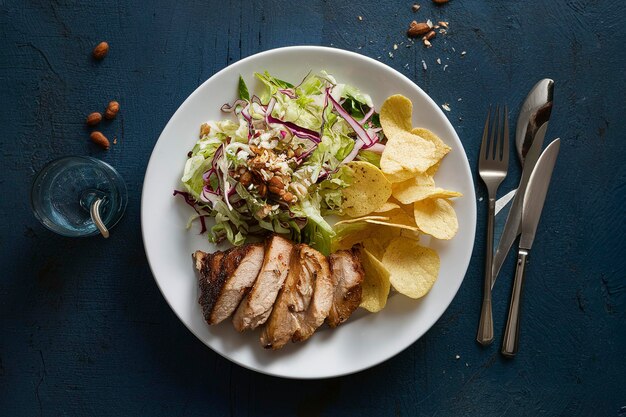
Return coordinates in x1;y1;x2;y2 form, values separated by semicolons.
422;60;427;70
113;137;117;144
438;21;449;28
461;50;467;56
404;63;410;69
455;354;460;360
388;51;394;58
457;98;462;101
465;362;469;367
442;103;451;112
412;3;421;12
423;39;432;48
436;58;442;65
443;64;449;71
478;197;483;201
393;44;398;50
358;15;363;21
451;47;456;52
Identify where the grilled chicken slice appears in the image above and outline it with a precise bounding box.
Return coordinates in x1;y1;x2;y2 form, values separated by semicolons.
291;246;333;343
260;244;333;349
194;243;265;325
326;247;365;328
194;250;225;325
233;235;294;332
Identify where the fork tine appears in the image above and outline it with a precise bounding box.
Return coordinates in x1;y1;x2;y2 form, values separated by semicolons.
489;105;499;160
480;106;491;160
502;105;509;164
495;105;503;160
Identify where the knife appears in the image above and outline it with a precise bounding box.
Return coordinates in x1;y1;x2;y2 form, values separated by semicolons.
501;138;560;357
491;123;548;288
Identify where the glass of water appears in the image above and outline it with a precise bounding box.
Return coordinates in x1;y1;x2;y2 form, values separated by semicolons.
31;156;127;237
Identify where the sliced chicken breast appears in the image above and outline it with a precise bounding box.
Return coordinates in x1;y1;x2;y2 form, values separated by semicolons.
260;244;332;349
194;250;226;325
326;247;365;328
209;243;264;324
233;235;293;332
291;246;333;343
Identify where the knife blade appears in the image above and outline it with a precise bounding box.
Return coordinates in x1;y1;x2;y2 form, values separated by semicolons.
519;139;560;249
491;122;548;288
501;138;560;357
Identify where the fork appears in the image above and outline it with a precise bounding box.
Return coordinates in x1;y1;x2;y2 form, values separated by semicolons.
477;105;509;346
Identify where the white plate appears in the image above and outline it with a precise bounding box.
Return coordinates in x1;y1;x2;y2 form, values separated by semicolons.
141;46;476;379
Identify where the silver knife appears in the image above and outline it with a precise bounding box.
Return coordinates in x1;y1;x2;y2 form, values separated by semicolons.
501;138;560;357
491;123;548;288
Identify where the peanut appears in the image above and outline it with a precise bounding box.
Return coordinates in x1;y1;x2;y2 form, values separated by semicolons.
282;192;295;203
90;131;110;150
86;112;102;126
104;100;120;120
92;42;109;60
407;22;431;38
239;171;252;187
268;176;284;190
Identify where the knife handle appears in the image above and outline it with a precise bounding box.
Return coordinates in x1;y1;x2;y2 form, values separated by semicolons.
501;249;529;357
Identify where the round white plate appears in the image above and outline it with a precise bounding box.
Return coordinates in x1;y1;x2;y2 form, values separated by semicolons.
141;46;476;379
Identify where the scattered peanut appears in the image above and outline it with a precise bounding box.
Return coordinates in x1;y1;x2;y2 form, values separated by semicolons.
92;42;109;60
407;21;431;38
411;3;421;12
104;100;120;120
432;0;449;4
425;30;436;41
86;112;102;126
90;131;110;150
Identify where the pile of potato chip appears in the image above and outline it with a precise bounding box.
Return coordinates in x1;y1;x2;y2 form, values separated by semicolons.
336;94;462;312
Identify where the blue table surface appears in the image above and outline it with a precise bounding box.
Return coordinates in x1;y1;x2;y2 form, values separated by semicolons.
1;1;625;416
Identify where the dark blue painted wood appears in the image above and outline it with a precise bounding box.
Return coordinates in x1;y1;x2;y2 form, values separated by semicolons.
1;1;625;416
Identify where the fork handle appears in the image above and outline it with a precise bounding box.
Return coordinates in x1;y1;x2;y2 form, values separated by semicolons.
477;197;495;345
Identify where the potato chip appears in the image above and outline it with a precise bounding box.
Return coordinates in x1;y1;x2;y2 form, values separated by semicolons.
392;174;462;204
342;161;392;217
413;198;459;240
375;201;401;213
380;130;438;181
380;94;414;139
359;248;391;312
365;220;420;232
411;128;451;162
334;216;389;226
364;206;420;232
382;237;440;299
332;222;400;252
361;237;386;259
400;229;421;241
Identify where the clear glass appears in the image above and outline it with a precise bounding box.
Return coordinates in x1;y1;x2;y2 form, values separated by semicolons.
31;156;127;237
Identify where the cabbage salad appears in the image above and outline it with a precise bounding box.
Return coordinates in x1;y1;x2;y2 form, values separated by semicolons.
176;71;386;254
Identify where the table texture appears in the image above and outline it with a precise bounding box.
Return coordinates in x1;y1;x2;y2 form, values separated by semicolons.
1;1;625;416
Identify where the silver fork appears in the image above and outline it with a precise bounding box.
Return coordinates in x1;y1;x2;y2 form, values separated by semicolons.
477;105;509;346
